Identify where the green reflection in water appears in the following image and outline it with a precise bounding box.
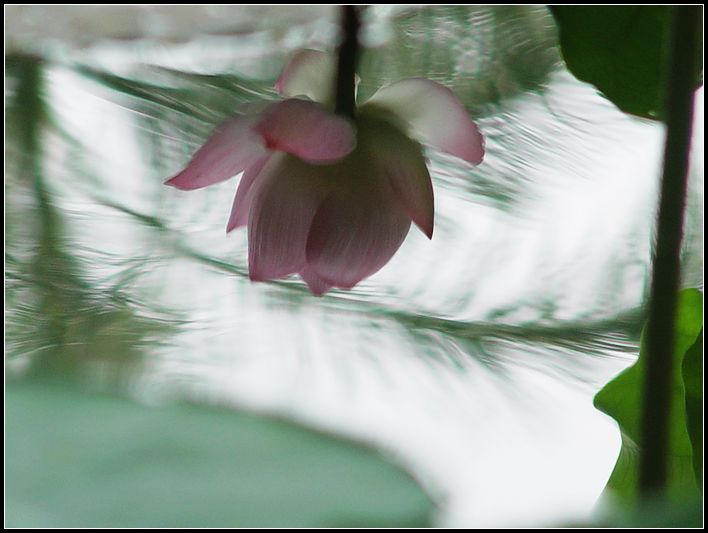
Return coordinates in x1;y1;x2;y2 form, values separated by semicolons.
6;56;168;383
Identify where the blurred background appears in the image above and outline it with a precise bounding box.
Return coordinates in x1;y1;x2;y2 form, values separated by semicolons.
5;5;704;527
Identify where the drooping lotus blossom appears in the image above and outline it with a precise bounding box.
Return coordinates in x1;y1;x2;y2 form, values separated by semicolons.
166;50;484;295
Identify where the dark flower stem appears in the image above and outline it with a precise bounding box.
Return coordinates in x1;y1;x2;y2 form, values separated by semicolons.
334;5;360;119
639;6;699;498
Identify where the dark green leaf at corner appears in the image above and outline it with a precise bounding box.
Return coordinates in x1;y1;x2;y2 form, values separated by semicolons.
593;494;703;528
550;6;703;120
5;380;433;528
594;289;703;504
682;327;703;485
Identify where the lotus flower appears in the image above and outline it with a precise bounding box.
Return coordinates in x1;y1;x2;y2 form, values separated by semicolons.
166;50;484;295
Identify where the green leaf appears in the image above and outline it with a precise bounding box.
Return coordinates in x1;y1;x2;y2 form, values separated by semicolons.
593;494;703;527
682;327;703;485
594;289;703;503
550;6;703;120
5;380;433;527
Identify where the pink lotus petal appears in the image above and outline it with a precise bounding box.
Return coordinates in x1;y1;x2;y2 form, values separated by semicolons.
362;78;484;165
305;189;411;289
300;268;332;296
360;115;434;238
166;115;267;190
275;49;335;105
248;155;331;281
253;99;355;163
226;156;271;233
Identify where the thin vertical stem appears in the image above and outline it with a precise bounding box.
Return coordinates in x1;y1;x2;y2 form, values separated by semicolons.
639;6;699;498
334;5;360;118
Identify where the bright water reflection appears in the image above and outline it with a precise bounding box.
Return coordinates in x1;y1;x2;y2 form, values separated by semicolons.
5;5;703;527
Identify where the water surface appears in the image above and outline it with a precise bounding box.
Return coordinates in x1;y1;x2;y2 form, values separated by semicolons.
5;5;704;527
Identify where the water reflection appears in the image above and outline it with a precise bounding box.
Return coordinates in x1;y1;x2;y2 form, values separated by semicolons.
5;5;703;527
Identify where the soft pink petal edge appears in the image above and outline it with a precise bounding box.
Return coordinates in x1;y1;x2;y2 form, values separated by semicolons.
253;98;355;163
226;155;271;233
362;78;484;165
248;156;331;282
165;115;267;191
275;49;335;105
305;190;412;289
299;268;333;296
359;115;434;239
